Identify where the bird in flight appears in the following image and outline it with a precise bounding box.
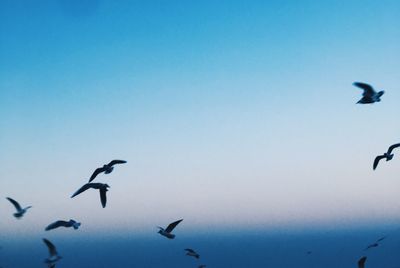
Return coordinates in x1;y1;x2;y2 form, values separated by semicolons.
198;265;207;268
185;248;200;259
157;219;183;239
6;197;32;219
45;219;81;231
364;236;386;250
71;183;110;208
373;143;400;170
43;238;62;267
88;160;127;182
353;82;384;104
358;256;367;268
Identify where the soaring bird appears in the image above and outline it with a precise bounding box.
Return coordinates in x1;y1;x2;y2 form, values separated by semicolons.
185;248;200;259
373;143;400;170
88;160;127;182
198;265;207;268
43;238;62;267
364;236;386;250
353;82;384;104
45;219;81;231
358;256;367;268
6;197;32;219
71;183;110;208
157;219;183;239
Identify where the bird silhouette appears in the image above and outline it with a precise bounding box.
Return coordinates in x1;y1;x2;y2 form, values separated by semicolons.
185;248;200;259
6;197;32;219
88;160;127;182
43;238;62;267
45;219;81;231
71;183;110;208
353;82;384;104
157;219;183;239
373;143;400;170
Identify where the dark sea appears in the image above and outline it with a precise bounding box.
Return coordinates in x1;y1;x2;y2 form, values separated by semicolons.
1;227;399;267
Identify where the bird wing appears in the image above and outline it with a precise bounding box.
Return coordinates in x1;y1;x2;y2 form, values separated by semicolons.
373;155;386;170
89;167;106;182
45;220;69;231
376;236;386;242
165;219;183;233
99;188;107;208
185;248;195;253
387;143;400;154
353;82;376;97
358;256;367;268
43;238;58;256
6;197;22;211
108;160;127;166
71;183;93;198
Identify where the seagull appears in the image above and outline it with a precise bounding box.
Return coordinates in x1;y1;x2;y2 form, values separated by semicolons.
45;219;81;231
157;219;183;239
88;160;127;182
373;143;400;170
353;82;384;104
185;248;200;259
43;238;62;267
71;183;110;208
358;256;367;268
364;236;386;250
6;197;32;219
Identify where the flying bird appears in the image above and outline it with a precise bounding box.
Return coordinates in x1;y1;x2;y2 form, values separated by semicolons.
358;256;367;268
6;197;32;219
185;248;200;259
88;160;127;182
71;183;110;208
198;265;207;268
373;143;400;170
45;219;81;231
364;236;386;250
43;238;62;267
353;82;384;104
157;219;183;239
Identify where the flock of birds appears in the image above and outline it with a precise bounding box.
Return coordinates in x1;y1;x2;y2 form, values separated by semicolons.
2;82;398;268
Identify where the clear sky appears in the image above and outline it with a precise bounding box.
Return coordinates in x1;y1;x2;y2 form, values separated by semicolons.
0;0;400;237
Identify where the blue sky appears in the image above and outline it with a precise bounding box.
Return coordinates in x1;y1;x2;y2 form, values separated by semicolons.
0;0;400;237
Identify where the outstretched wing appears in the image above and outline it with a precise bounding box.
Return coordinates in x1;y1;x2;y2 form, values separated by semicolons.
387;143;400;154
376;236;386;242
99;188;107;208
45;220;69;231
6;197;22;211
358;256;367;268
165;219;183;233
185;248;196;253
89;167;106;182
43;238;58;256
108;160;127;166
353;82;375;97
71;183;93;198
373;155;386;170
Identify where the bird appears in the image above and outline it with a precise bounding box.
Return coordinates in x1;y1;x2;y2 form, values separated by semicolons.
43;238;62;267
157;219;183;239
364;236;386;250
353;82;384;104
358;256;367;268
6;197;32;219
71;183;110;208
373;143;400;170
185;248;200;259
45;219;81;231
198;265;207;268
88;160;127;182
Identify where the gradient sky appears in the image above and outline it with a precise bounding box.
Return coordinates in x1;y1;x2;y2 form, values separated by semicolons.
1;0;400;237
